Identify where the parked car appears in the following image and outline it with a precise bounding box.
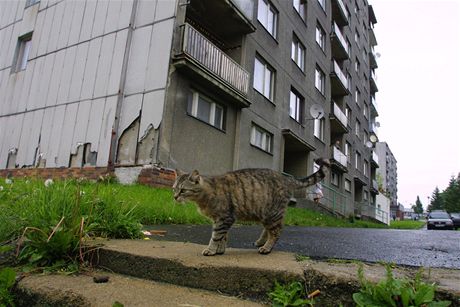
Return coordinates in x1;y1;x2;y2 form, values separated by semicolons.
450;213;460;230
427;211;454;230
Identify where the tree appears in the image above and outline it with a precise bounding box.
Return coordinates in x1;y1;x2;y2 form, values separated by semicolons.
412;196;424;214
443;174;460;213
427;187;444;212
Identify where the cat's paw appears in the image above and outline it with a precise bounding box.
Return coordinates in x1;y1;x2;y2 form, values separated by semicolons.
202;248;217;256
254;239;266;247
215;244;226;255
258;246;272;254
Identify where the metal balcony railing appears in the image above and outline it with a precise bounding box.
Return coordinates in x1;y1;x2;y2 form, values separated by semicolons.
180;23;250;95
372;151;379;165
332;60;348;90
332;102;348;128
332;22;348;57
332;146;347;168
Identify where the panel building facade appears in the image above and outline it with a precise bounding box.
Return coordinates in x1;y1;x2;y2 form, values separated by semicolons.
0;0;387;218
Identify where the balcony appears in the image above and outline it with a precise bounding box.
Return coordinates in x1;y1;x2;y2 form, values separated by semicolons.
369;48;378;69
331;22;349;60
330;60;349;96
371;96;378;116
330;102;348;134
371;151;379;168
175;23;250;107
185;0;255;39
332;0;348;26
369;26;377;47
331;146;348;173
370;70;378;93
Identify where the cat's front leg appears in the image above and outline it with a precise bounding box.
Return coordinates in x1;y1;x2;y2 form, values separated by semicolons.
202;218;234;256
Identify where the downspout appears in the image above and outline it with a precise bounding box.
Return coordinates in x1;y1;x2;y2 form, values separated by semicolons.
108;0;139;170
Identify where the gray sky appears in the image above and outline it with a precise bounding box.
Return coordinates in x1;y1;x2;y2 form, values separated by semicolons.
370;0;460;208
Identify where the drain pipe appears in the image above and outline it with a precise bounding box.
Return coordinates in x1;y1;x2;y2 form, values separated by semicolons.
108;0;139;170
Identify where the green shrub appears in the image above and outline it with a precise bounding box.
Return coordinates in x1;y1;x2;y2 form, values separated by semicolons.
268;281;315;307
353;265;451;307
0;267;16;307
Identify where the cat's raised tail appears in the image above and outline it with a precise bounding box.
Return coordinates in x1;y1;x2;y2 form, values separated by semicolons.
295;158;330;188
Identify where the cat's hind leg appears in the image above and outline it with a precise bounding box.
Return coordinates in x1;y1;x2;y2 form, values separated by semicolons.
258;207;286;254
202;216;234;256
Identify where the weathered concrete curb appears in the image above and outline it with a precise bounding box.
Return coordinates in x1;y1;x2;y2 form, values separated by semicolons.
88;239;460;306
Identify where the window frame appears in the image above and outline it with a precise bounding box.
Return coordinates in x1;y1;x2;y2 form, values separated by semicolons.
315;66;325;95
253;55;275;101
293;0;307;20
12;33;33;73
313;117;325;141
257;0;278;39
289;88;304;124
25;0;40;8
345;179;351;192
250;123;273;154
317;0;326;11
291;34;306;71
187;91;226;131
315;23;326;51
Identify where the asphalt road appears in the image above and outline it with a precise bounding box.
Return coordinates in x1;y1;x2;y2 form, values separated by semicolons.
149;224;460;269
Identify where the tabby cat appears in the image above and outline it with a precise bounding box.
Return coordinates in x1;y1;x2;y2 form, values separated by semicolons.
173;158;330;256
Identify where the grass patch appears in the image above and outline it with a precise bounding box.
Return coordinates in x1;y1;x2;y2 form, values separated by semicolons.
388;220;426;230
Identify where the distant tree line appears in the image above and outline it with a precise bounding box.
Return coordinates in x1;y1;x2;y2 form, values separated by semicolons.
427;173;460;213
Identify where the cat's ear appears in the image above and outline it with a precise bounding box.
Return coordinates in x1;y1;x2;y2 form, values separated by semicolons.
190;170;201;184
175;169;186;177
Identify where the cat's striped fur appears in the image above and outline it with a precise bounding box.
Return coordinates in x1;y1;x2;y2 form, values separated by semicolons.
173;158;330;255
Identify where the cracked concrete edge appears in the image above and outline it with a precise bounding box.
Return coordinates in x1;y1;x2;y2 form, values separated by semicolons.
86;239;460;306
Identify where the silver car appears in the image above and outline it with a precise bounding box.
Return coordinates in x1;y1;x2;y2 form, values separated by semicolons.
427;211;454;230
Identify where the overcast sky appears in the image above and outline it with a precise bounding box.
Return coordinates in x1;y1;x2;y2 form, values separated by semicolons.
370;0;460;208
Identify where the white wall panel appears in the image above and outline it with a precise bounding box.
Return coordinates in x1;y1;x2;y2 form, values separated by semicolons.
46;104;66;167
92;0;109;38
47;1;64;53
154;0;176;21
97;95;117;166
17;111;35;166
26;109;45;165
16;0;27;22
0;27;13;69
79;0;97;43
20;3;39;37
45;49;65;107
57;45;77;104
104;0;122;34
0;117;6;166
124;25;152;95
85;98;105;153
35;53;55;108
57;103;78;166
80;37;102;100
5;24;19;71
17;60;35;112
0;114;24;168
29;9;45;59
10;70;25;115
106;29;127;96
3;73;17;116
37;5;55;57
68;0;86;46
38;107;55;166
68;42;89;102
118;94;142;135
144;18;174;92
140;90;165;139
93;33;115;98
71;99;91;152
118;0;133;30
135;0;157;28
56;0;75;49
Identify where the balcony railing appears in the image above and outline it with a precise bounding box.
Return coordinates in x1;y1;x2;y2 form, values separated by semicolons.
331;22;349;60
331;0;348;26
332;146;347;168
332;102;347;128
371;96;378;116
372;151;379;165
330;60;348;95
180;23;249;95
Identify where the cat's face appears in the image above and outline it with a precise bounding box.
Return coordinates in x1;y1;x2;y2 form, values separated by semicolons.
172;170;202;203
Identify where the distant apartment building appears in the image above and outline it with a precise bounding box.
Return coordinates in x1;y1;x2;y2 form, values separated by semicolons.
375;142;398;209
0;0;383;218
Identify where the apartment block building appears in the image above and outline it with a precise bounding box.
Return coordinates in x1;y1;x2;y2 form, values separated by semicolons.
375;142;398;207
0;0;384;218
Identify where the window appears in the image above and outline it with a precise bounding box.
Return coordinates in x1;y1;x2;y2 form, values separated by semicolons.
345;179;351;192
363;103;368;118
355;119;360;137
355;30;360;49
258;0;278;38
254;56;275;100
291;35;305;71
187;91;225;130
314;118;325;141
364;160;369;177
355;151;361;170
347;72;352;92
355;58;360;73
289;89;304;123
293;0;306;20
12;33;32;72
315;66;325;95
331;171;340;187
363;130;369;145
315;23;326;51
345;141;351;163
25;0;39;7
363;190;369;201
346;38;351;55
317;0;326;11
251;124;273;153
355;88;360;105
345;106;352;126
